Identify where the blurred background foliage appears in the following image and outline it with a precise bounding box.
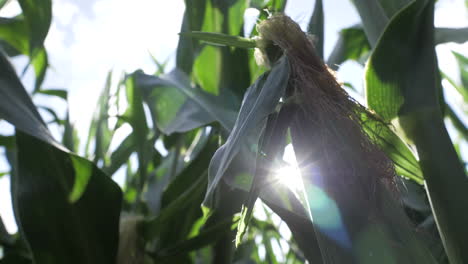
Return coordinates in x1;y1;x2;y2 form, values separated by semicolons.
0;0;467;263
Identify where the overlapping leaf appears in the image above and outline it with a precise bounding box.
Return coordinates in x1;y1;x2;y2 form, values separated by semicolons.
0;0;52;90
452;51;468;99
0;52;122;264
204;56;289;207
191;0;249;96
307;0;324;58
352;0;410;47
176;0;207;74
435;27;468;44
85;72;113;163
327;26;370;70
132;69;237;135
365;0;468;262
360;113;423;183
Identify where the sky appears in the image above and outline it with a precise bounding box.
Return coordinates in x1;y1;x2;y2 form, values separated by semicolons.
0;0;467;236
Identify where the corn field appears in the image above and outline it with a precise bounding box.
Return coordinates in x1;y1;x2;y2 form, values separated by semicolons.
0;0;467;263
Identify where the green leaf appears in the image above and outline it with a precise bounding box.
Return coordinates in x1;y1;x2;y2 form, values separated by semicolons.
327;26;370;70
155;218;234;258
204;56;289;208
103;134;137;175
211;0;248;36
0;51;53;143
122;72;151;193
264;199;323;263
143;172;206;240
193;45;222;95
377;0;410;18
143;138;214;248
38;105;63;125
36;89;68;100
350;1;389;47
398;179;431;212
0;0;8;9
0;51;122;264
235;205;249;247
360;112;423;184
161;135;216;208
0;17;29;56
30;47;48;91
149;52;168;75
190;0;249;96
352;0;410;47
0;215;14;246
235;105;294;246
14;131;122;264
0;17;48;90
365;1;468;262
85;71;113;163
268;0;287;11
0;135;15;149
18;0;52;54
181;31;257;49
219;43;252;101
435;27;468;44
0;0;52;90
446;103;468;140
452;51;468;91
176;0;207;74
250;0;267;8
143;149;180;214
307;0;324;58
441;70;468;103
62;112;79;153
68;155;93;202
134;69;237;134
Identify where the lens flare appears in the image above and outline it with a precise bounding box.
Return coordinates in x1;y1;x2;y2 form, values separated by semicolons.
275;165;303;192
275;144;304;193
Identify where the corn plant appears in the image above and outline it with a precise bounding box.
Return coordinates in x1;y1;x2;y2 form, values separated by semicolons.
0;0;467;263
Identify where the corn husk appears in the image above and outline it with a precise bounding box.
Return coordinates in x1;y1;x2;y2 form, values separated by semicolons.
256;14;436;263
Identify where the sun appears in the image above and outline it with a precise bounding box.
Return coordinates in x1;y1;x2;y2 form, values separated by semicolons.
274;144;304;193
275;165;303;192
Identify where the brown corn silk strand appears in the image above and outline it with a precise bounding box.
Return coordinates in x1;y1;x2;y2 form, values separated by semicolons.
257;15;435;263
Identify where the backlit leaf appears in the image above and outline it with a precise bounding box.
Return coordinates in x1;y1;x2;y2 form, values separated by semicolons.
204;56;289;207
0;51;122;264
365;1;468;262
133;69;237;134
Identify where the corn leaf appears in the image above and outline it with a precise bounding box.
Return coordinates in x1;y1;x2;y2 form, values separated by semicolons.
36;89;68;100
176;0;207;74
133;69;237;134
361;113;424;184
327;26;370;70
0;216;13;246
307;0;324;58
435;27;468;44
84;71;113;164
191;0;249;96
0;0;52;90
17;0;51;54
352;0;410;47
181;31;256;49
155;218;234;259
452;51;468;92
204;56;289;208
365;0;468;262
0;52;122;264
